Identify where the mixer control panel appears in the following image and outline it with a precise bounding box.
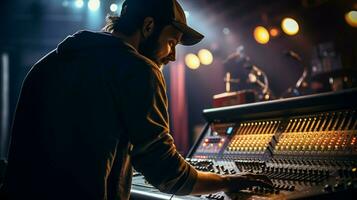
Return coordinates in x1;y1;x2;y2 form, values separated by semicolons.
224;120;281;157
193;123;234;159
131;89;357;199
187;109;357;199
275;111;357;157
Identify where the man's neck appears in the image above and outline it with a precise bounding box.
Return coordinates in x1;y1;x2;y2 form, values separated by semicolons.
111;31;141;51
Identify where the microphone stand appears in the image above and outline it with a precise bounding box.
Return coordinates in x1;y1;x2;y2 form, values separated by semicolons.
247;65;274;100
283;50;310;97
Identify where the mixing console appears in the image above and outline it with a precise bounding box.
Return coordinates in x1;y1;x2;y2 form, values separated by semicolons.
131;89;357;200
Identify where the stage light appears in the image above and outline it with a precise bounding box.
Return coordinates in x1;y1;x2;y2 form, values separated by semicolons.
88;0;100;11
269;28;279;37
185;53;200;69
345;10;357;28
198;49;213;65
75;0;84;8
253;26;270;44
110;3;118;12
62;0;69;7
281;18;299;35
223;27;230;35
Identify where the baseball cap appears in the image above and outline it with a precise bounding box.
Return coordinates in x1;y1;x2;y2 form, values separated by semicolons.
121;0;204;46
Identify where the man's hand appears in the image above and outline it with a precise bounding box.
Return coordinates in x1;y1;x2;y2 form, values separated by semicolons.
190;171;273;195
223;172;273;193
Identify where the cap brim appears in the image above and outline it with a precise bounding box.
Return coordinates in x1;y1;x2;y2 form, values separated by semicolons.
172;21;204;46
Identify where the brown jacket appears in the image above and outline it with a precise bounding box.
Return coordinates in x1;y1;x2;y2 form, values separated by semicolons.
3;31;197;200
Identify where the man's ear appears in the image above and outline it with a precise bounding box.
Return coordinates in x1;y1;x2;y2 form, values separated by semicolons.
141;17;155;39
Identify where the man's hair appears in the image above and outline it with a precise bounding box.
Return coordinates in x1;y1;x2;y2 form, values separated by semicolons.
102;14;142;35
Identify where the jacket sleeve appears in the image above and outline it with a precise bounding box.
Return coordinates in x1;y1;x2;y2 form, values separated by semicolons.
110;57;197;195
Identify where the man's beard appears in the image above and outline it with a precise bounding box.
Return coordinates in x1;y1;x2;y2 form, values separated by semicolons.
138;30;163;67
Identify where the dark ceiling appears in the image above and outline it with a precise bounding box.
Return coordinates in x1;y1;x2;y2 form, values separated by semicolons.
185;0;355;27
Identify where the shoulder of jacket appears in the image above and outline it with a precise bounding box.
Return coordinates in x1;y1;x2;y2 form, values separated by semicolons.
124;50;161;72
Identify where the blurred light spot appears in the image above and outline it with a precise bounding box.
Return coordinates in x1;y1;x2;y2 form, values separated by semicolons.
62;0;69;7
264;94;270;100
198;49;213;65
88;0;100;11
269;28;279;37
248;73;257;83
329;77;334;84
281;18;299;35
223;27;230;35
185;53;200;69
253;26;270;44
1;53;9;151
184;10;190;18
110;3;118;12
75;0;84;8
345;10;357;27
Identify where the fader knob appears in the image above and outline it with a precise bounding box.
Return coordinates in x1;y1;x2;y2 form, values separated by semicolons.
346;181;354;189
333;182;344;191
288;185;295;191
324;184;332;192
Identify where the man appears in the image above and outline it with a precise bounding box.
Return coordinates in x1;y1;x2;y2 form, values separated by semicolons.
2;0;272;199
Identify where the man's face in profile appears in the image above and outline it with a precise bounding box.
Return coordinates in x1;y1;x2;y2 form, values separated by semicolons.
139;25;182;68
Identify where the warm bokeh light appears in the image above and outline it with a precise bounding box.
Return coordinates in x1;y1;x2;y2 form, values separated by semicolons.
281;18;299;35
185;53;200;69
110;3;118;12
345;11;357;27
270;28;279;37
253;26;270;44
88;0;100;11
198;49;213;65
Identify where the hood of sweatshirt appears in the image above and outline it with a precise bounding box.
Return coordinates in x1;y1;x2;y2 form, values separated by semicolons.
56;30;136;56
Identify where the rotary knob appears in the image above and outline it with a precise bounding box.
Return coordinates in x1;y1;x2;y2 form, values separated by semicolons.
324;184;332;192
